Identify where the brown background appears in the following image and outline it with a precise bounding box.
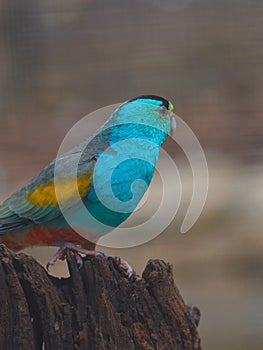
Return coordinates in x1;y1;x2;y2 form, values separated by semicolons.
0;1;263;349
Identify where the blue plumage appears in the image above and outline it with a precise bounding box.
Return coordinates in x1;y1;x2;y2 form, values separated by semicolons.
0;95;175;253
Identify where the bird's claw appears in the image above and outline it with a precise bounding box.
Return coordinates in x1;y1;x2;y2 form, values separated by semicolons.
74;252;84;268
47;244;134;279
93;251;133;278
95;251;106;258
110;255;134;279
46;261;52;271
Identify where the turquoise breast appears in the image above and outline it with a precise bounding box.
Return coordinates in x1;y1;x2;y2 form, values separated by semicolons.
84;123;167;236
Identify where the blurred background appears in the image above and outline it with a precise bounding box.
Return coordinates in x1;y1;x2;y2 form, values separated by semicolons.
0;1;263;349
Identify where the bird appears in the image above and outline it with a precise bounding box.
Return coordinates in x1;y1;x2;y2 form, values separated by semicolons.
0;95;176;277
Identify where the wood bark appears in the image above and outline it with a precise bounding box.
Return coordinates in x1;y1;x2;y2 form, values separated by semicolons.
0;244;201;350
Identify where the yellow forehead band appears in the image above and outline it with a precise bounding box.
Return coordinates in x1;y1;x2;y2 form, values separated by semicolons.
168;102;174;112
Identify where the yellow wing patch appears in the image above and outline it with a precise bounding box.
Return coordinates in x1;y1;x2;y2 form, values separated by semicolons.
27;173;92;207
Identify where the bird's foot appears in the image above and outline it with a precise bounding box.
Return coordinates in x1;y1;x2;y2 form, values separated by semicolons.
108;255;134;279
46;242;134;278
46;242;98;270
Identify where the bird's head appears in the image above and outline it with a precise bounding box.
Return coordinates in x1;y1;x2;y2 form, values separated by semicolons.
102;95;176;146
128;95;174;114
121;95;176;137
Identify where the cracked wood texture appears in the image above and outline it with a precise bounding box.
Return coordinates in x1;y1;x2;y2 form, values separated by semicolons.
0;244;201;350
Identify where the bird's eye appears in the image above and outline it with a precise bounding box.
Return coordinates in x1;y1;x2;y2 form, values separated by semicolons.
157;105;168;115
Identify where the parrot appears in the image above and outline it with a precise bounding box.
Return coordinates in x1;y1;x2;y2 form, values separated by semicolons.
0;95;176;277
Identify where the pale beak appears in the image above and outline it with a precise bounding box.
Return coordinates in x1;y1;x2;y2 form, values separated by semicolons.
170;113;176;137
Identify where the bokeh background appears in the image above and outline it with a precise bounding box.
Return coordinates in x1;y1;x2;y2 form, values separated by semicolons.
0;1;263;349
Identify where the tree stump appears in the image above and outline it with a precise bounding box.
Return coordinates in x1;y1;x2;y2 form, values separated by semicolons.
0;244;202;350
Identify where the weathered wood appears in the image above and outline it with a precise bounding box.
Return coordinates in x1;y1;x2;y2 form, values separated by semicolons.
0;244;202;350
